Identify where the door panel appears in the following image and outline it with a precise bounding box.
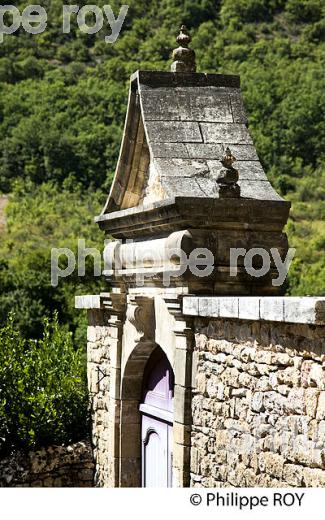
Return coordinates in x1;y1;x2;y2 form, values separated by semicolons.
140;348;174;488
142;415;168;488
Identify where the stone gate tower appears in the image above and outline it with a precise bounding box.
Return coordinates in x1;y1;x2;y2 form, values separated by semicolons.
76;28;325;488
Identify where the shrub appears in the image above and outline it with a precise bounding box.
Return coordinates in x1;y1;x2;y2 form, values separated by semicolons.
0;314;89;455
285;0;323;24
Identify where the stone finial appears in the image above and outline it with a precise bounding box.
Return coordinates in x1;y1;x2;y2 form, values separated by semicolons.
171;25;196;73
221;147;237;170
216;147;241;198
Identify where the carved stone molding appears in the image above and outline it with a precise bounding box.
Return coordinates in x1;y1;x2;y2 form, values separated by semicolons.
126;296;155;343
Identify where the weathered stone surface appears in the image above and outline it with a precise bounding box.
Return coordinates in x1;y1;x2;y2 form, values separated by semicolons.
184;297;325;326
191;316;325;488
186;143;224;159
146;121;202;143
0;441;94;488
200;123;253;144
283;464;304;486
259;452;284;479
150;142;190;158
176;89;233;122
317;392;325;420
239;180;283;201
155;158;210;178
303;468;325;487
229;90;248;124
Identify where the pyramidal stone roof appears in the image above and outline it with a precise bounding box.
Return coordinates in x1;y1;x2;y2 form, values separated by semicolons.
92;27;290;295
99;70;284;218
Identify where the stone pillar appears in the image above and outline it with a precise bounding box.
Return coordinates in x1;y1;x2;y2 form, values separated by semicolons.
78;293;126;487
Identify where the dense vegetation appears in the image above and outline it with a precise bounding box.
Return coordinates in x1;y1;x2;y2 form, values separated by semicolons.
1;0;324;315
0;0;324;449
1;1;324;337
0;181;103;341
0;313;88;455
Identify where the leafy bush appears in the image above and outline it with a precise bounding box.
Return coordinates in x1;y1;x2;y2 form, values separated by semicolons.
285;0;324;24
0;314;89;455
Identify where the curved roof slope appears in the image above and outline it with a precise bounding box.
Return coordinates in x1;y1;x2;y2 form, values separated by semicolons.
102;71;283;214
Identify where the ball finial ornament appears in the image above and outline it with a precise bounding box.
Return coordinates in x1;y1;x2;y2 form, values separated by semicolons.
171;25;196;73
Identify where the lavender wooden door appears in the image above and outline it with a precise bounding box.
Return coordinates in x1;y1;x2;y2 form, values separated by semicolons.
140;348;174;488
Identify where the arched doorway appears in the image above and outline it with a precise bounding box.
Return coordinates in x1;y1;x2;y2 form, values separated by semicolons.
140;347;174;487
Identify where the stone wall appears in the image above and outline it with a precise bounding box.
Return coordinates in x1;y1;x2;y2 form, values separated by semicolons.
87;308;112;487
0;441;94;487
191;317;325;487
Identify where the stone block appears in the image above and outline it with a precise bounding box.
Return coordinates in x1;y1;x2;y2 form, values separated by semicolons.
186;143;223;159
146;121;202;143
284;297;325;325
229;91;248;124
259;452;284;479
200;123;253;144
174;348;192;388
316;392;325;420
219;298;239;318
199;297;219;317
303;467;325;487
173;442;190;472
251;392;264;412
207;377;225;399
221;367;240;388
260;298;284;321
271;353;292;366
195;372;206;394
177;89;233;123
174;385;192;424
277;366;301;386
286;388;306;415
309;363;325;390
254;350;272;364
305;388;320;417
174;422;191;446
182;296;199;316
238;297;260;320
283;463;304;486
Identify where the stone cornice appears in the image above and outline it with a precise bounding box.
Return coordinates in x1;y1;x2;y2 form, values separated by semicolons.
96;196;290;238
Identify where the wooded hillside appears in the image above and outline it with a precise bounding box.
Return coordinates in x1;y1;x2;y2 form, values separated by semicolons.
0;0;324;340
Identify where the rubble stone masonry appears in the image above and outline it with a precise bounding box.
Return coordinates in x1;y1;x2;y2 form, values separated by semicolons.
191;318;325;487
0;441;94;487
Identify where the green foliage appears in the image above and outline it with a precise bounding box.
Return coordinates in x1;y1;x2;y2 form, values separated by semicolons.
0;0;324;339
0;313;89;455
0;181;104;340
285;0;324;24
221;0;286;26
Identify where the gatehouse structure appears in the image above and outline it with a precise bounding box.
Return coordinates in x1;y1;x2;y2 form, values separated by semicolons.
76;28;325;488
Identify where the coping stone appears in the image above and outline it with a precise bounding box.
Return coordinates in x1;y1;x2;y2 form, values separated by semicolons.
183;297;325;325
75;295;102;309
